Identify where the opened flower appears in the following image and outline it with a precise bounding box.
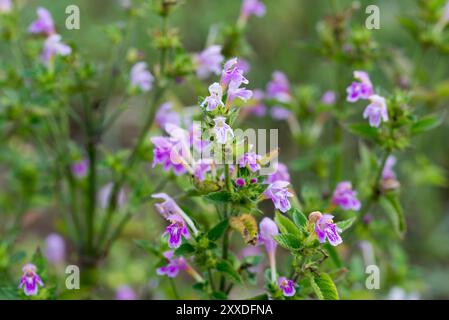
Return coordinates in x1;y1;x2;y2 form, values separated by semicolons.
155;102;180;129
130;62;154;92
278;277;296;297
213;116;234;144
220;58;248;87
28;7;55;35
44;233;65;264
332;181;361;211
227;80;253;103
266;71;291;103
157;251;187;278
314;214;343;246
194;45;224;79
259;217;279;282
264;180;293;213
321;91;336;105
201;82;225;111
241;0;266;19
238;152;261;172
19;263;44;296
41;34;71;66
266;162;290;184
71;159;88;178
193;159;212;182
346;70;373;102
363;94;388;128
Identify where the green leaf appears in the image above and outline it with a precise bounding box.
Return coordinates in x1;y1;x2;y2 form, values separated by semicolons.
290;208;307;228
336;217;356;232
310;273;339;300
275;212;301;237
216;261;242;284
411;114;443;135
324;243;342;268
174;243;195;256
274;234;302;250
204;191;232;203
380;194;406;237
347;123;379;139
207;219;229;241
212;291;228;300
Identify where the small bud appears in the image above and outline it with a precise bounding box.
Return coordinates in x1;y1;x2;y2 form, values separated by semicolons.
235;178;246;187
308;211;323;223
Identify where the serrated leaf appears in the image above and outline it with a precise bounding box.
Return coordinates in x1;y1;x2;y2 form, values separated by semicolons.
380;194;406;237
275;212;301;238
347;123;379;139
216;261;242;284
207;219;229;241
204;191;232;203
310;273;339;300
290;208;307;228
336;217;356;232
274;234;302;250
411;114;443;135
229;214;258;245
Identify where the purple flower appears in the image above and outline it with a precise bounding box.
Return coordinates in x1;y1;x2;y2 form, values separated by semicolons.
346;70;373;102
152;193;198;245
201;82;225;111
44;233;65;264
238;152;261;172
382;155;397;180
71;159;88;178
41;34;71;66
213;116;234;144
442;1;449;23
151;136;186;175
258;217;279;255
266;71;291;103
220;58;248;87
193;159;212;182
194;45;224;79
321;91;336;105
28;7;55;36
98;183;127;209
278;277;296;297
265;162;290;184
0;0;12;13
264;180;293;213
157;251;187;278
155;102;180;129
315;214;342;246
130;62;154;92
19;263;44;296
271;106;292;120
235;178;246;187
332;181;361;211
241;0;266;19
115;285;137;300
363;94;388;128
228;80;253;103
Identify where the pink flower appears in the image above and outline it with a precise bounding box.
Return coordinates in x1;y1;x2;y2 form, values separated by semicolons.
28;7;55;36
44;233;65;264
363;95;388;128
164;214;190;248
235;177;246;187
346;70;373;102
0;0;12;13
264;180;293;213
19;263;44;296
245;89;266;117
238;152;261;172
41;34;71;66
115;285;137;300
382;155;397;180
270;106;292;120
227;80;253;103
193;159;212;182
278;277;296;297
194;45;224;79
213;116;234;144
321;91;336;105
157;251;187;278
241;0;266;19
71;159;88;178
220;57;248;88
332;181;361;211
266;71;291;103
155;102;181;128
315;214;342;246
130;62;154;92
259;217;279;255
201;82;224;111
265;162;290;184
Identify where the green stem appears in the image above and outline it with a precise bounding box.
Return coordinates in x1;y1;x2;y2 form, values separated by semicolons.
169;278;180;299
